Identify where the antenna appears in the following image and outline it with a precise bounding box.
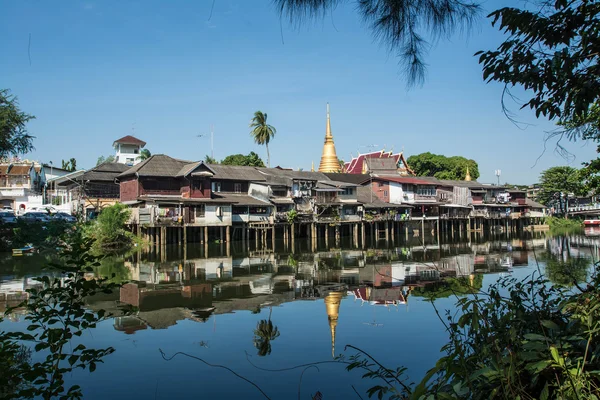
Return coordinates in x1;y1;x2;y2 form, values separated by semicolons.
210;124;214;160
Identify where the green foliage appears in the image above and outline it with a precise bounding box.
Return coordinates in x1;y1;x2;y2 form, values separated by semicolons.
83;203;134;250
1;234;122;399
253;317;280;357
204;155;217;164
342;267;600;399
476;1;599;132
539;250;590;287
0;89;35;158
412;275;483;300
221;152;265;167
249;111;276;168
406;152;479;180
538;166;586;206
286;209;298;224
1;219;77;252
545;216;583;235
96;155;115;166
138;148;151;161
274;0;479;86
61;158;77;172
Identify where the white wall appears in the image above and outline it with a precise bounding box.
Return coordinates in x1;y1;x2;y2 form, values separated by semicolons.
389;182;406;204
202;204;232;226
115;144;142;165
249;183;270;202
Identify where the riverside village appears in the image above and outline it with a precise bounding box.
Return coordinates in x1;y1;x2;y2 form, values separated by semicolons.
2;1;600;399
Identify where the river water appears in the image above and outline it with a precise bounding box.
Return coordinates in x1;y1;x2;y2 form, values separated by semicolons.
1;233;597;399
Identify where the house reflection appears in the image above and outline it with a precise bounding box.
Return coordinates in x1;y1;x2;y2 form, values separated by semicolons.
0;235;582;333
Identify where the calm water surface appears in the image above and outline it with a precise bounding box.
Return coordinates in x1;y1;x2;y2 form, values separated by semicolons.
1;233;597;399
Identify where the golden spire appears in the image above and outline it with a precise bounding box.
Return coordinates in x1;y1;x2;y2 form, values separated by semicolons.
311;161;315;172
325;291;343;359
318;103;341;173
465;166;472;181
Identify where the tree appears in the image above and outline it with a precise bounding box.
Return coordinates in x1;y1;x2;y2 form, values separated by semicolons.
0;89;35;158
1;234;121;399
249;111;276;168
274;0;479;86
252;307;280;357
61;159;77;172
406;152;479;180
538;166;586;206
476;1;600;141
138;148;151;161
204;155;217;164
221;152;265;167
96;155;115;166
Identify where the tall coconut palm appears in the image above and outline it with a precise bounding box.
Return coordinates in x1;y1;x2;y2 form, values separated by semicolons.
138;148;151;161
252;307;280;356
249;111;276;168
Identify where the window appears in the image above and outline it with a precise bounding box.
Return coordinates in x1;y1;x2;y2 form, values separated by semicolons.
234;183;242;193
416;185;436;196
341;188;354;196
195;205;205;217
192;180;202;191
384;191;389;197
212;182;221;192
378;182;384;187
133;149;139;154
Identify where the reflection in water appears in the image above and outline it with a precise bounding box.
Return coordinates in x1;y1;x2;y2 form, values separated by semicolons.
252;308;280;357
3;233;600;399
2;233;599;333
325;292;342;358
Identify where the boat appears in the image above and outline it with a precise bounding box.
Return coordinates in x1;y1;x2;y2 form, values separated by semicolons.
12;244;36;256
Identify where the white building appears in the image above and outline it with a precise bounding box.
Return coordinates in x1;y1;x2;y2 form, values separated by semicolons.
113;135;146;166
0;161;46;213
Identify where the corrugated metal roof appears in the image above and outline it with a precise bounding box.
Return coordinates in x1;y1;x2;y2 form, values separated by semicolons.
208;164;267;181
81;162;130;182
117;155;190;178
526;199;547;208
323;173;371;185
176;161;216;177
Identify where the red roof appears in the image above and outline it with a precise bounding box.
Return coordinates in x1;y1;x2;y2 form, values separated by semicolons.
344;151;400;174
113;135;146;147
374;176;433;185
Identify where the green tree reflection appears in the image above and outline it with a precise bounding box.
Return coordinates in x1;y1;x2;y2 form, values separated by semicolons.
95;256;131;283
539;251;590;286
412;275;483;301
252;308;280;357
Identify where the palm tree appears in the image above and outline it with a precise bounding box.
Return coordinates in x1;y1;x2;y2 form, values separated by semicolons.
249;111;276;168
252;307;280;356
138;149;151;161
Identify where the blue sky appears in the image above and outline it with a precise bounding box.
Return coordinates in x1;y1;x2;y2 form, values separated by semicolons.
1;0;596;184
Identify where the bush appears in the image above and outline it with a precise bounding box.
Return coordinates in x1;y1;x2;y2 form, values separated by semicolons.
83;203;134;250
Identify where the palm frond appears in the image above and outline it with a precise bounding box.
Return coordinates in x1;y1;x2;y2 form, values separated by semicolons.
274;0;480;86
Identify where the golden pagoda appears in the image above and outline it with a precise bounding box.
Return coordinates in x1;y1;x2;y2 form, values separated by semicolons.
465;166;472;181
318;103;341;173
325;291;343;358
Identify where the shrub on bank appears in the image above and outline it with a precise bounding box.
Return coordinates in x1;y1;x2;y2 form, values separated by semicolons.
83;203;135;250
